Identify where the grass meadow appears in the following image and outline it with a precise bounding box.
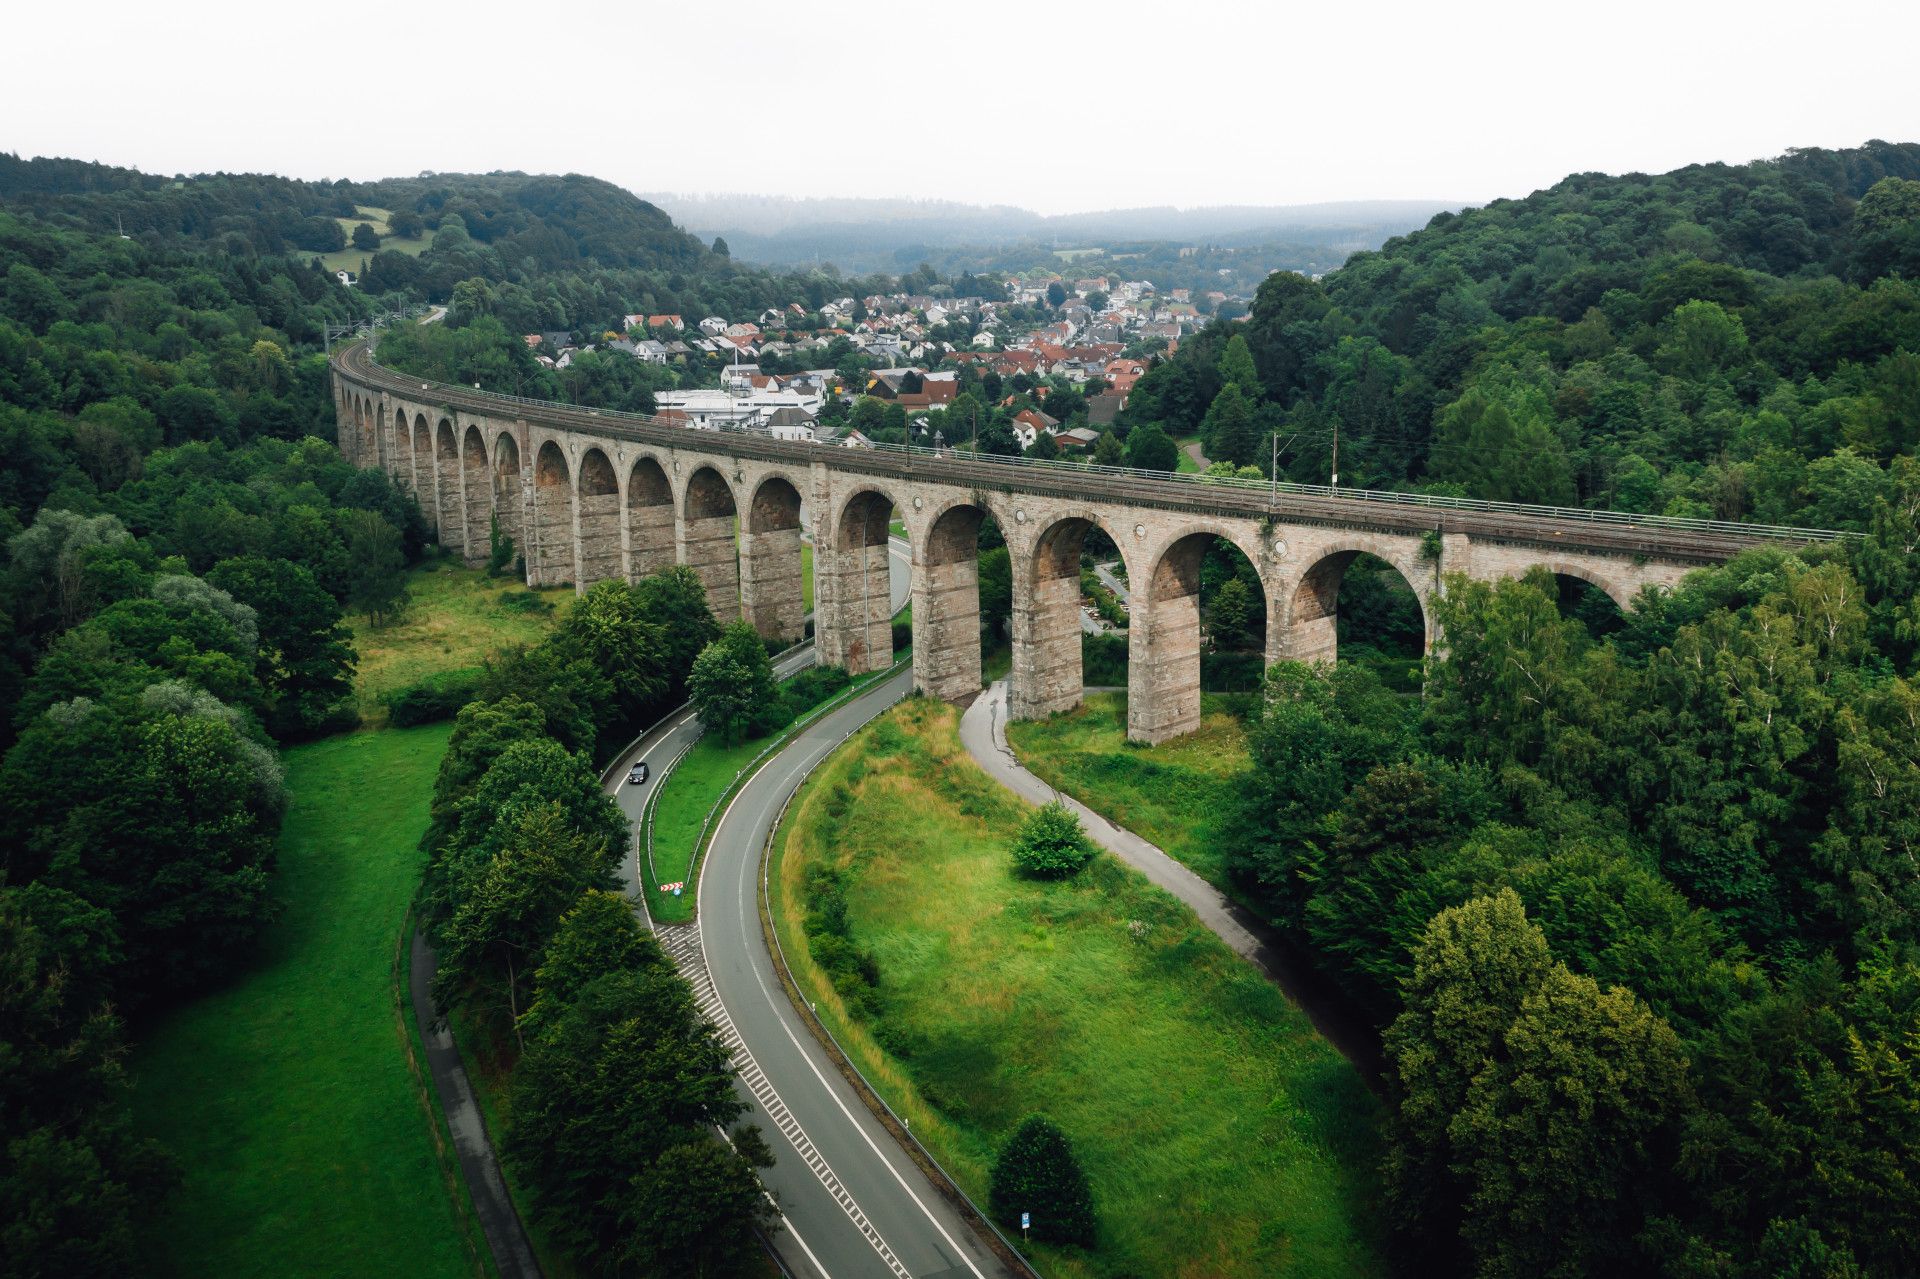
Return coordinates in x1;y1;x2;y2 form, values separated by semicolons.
349;561;571;725
771;700;1384;1279
131;724;481;1278
1006;691;1250;884
314;205;430;276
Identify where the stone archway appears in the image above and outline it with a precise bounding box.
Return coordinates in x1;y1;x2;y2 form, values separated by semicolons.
461;425;490;563
1131;528;1269;743
915;500;990;702
1286;544;1431;667
393;407;411;487
742;474;805;645
682;465;740;622
1012;512;1130;722
411;413;433;507
831;488;898;674
530;440;575;587
576;447;621;588
435;419;465;556
626;455;673;582
493;432;525;574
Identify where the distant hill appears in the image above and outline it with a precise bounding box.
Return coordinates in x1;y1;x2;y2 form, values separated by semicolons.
0;156;708;272
641;192;1456;270
356;172;706;272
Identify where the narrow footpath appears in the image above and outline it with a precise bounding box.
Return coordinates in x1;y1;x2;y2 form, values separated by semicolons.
958;680;1383;1076
408;935;543;1279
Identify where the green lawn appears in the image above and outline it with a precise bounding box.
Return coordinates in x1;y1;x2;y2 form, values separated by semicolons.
315;205;430;276
771;701;1384;1279
1175;435;1204;473
351;561;572;725
1006;691;1248;885
132;724;482;1279
802;541;814;612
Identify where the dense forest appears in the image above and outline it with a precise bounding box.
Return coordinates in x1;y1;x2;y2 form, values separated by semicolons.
415;572;784;1275
0;204;431;1272
1123;140;1920;530
0;160;822;1276
1172;141;1920;1278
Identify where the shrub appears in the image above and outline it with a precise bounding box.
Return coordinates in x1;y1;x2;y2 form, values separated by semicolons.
1082;633;1128;686
385;669;482;726
485;515;516;577
497;589;553;615
988;1116;1097;1246
1011;802;1096;878
890;619;912;652
1201;649;1264;692
802;864;882;1019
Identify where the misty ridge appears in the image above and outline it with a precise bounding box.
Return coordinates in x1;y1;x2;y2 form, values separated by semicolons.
641;191;1458;270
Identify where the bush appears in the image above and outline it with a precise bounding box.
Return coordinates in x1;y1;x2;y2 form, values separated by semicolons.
385;669;483;726
802;864;882;1019
1079;569;1128;628
497;589;553;615
485;516;516;577
1082;633;1129;686
890;619;912;652
1011;802;1096;878
988;1116;1097;1246
1201;649;1264;692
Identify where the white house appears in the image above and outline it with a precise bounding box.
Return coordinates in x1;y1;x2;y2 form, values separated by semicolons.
765;406;816;442
971;329;996;350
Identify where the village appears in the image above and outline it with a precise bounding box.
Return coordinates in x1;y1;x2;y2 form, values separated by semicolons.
519;269;1243;455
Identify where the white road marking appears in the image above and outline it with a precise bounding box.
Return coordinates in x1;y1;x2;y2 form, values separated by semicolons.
661;919;911;1279
731;736;989;1279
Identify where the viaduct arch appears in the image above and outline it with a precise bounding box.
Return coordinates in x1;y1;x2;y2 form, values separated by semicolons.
332;342;1832;744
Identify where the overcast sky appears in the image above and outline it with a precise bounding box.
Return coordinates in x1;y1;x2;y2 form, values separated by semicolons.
6;0;1917;215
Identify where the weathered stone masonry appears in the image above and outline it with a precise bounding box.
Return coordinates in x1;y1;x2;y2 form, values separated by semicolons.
334;345;1798;744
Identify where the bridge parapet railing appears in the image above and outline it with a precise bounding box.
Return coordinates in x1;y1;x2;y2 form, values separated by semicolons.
343;342;1845;545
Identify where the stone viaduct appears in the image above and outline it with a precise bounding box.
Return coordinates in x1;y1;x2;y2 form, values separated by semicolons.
332;341;1828;743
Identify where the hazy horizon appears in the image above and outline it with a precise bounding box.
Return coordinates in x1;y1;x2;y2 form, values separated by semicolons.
5;0;1916;217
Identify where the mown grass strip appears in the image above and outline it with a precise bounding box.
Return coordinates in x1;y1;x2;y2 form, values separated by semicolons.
642;653;910;924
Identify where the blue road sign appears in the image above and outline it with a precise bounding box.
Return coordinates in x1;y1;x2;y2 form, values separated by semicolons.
1021;1212;1030;1230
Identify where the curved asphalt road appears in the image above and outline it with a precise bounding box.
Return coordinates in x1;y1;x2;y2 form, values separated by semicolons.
606;542;1016;1279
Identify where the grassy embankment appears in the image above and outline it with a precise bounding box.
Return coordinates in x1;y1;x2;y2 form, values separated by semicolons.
1006;691;1248;885
315;205;430;276
349;561;572;726
771;700;1384;1279
1175;435;1204;473
132;724;484;1279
